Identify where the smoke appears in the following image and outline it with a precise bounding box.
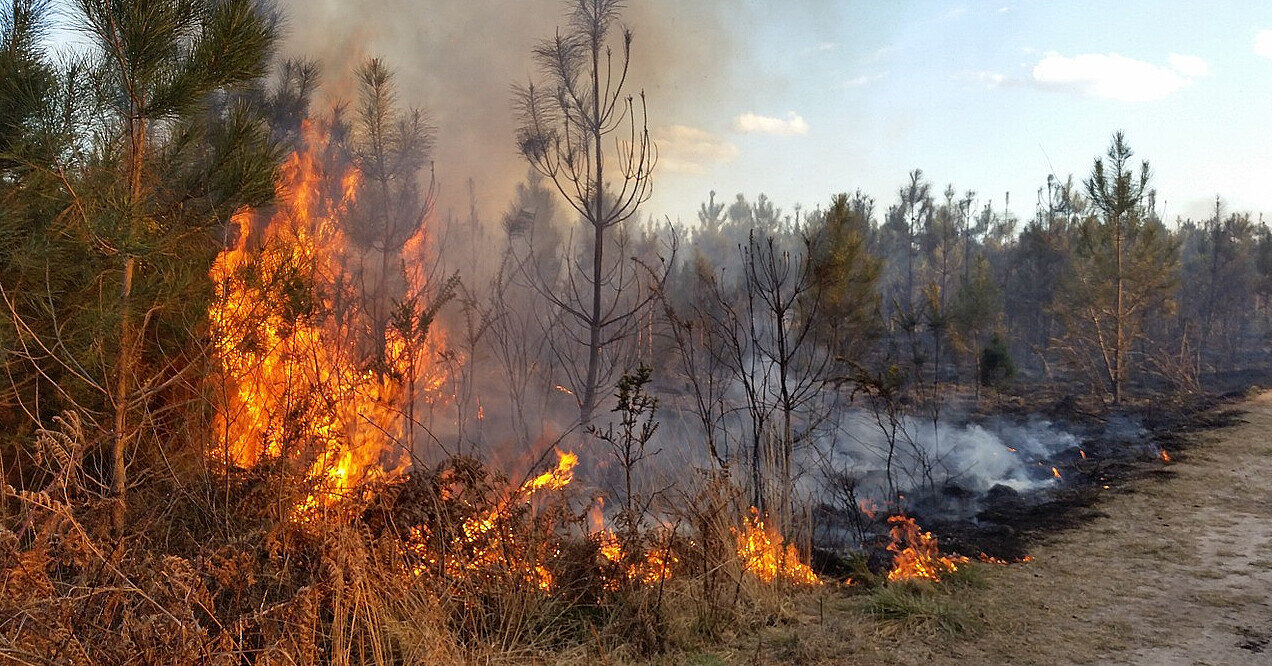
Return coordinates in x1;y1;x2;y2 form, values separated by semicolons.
273;0;740;221
817;410;1080;501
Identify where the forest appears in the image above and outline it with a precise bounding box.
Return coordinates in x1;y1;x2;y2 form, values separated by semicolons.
2;0;1268;663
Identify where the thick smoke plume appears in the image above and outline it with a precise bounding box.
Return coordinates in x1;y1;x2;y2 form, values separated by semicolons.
275;0;738;218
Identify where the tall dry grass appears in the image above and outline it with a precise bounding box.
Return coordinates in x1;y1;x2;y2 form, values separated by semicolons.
0;413;825;665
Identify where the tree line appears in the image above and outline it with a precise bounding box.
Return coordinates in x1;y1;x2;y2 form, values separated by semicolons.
4;0;1270;536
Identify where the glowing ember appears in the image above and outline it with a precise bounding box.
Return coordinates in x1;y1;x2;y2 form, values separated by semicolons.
208;122;448;514
978;553;1035;565
1159;449;1172;463
885;516;969;583
734;507;821;586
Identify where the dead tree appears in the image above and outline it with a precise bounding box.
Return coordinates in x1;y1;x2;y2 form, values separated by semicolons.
514;0;659;424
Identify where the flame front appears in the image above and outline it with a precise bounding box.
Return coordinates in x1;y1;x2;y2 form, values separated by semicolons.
885;516;969;583
733;507;821;586
208;122;447;513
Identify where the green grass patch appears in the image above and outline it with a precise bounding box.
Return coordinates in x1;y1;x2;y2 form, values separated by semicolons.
861;581;978;636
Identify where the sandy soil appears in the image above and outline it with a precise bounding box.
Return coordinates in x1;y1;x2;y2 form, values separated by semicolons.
924;389;1272;665
670;391;1272;665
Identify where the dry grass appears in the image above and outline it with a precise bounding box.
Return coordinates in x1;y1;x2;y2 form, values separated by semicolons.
0;415;849;664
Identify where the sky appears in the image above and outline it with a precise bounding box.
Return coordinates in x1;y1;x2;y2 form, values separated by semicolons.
42;0;1272;225
641;0;1272;224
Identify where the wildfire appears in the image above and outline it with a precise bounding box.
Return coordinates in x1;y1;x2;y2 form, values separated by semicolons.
595;529;678;587
407;450;580;591
208;122;448;514
885;516;969;583
858;498;879;519
733;508;822;586
524;451;579;492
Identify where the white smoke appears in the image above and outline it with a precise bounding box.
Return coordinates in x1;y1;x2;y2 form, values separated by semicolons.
821;410;1081;499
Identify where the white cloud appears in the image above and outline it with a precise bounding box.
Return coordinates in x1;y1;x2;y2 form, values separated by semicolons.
732;111;809;136
655;125;738;174
841;74;883;88
1255;29;1272;59
1030;51;1208;102
1168;53;1210;78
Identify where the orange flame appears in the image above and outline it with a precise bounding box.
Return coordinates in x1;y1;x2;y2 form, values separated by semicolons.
733;508;821;586
595;529;678;587
208;122;447;514
406;450;580;591
1052;466;1062;479
885;516;969;582
1159;449;1172;463
858;498;879;519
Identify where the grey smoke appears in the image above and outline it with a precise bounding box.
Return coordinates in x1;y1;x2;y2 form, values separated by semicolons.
273;0;743;220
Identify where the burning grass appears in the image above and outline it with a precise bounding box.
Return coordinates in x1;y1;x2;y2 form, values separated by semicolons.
885;516;971;583
0;415;838;663
0;122;857;663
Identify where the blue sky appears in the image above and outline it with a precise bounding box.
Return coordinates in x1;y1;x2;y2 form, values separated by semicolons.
646;0;1272;223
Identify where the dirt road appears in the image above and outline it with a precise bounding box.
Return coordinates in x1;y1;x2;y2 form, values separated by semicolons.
932;390;1272;664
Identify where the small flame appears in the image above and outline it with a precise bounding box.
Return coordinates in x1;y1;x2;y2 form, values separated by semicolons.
1052;467;1062;479
596;529;677;586
978;553;1035;565
1005;446;1018;453
554;384;575;396
1080;449;1087;460
885;516;969;583
734;508;821;586
858;498;879;519
406;450;579;592
524;451;578;492
1159;449;1172;463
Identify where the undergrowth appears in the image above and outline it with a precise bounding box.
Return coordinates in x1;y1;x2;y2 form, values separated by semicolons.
0;413;832;664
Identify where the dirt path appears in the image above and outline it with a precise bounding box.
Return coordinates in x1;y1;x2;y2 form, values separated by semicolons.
933;390;1272;665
